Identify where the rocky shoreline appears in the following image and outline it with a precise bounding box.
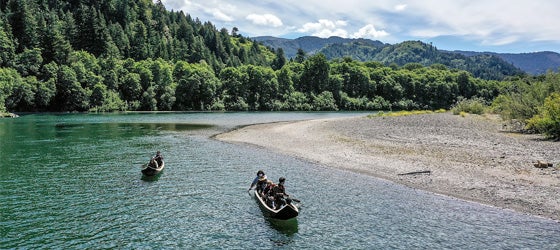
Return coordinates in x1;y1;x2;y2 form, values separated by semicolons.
216;112;560;221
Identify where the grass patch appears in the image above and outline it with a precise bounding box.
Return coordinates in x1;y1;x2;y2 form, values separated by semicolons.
367;110;444;118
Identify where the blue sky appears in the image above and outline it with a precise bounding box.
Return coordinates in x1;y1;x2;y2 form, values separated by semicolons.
159;0;560;53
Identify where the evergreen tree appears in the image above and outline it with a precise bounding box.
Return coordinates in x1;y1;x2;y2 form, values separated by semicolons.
6;0;39;52
40;13;72;64
294;48;306;63
272;48;286;70
0;19;15;67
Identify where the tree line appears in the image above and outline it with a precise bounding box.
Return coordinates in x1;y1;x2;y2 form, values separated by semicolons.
1;49;505;112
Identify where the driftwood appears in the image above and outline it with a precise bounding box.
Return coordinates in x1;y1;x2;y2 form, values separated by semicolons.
398;170;431;176
1;112;18;118
534;161;554;168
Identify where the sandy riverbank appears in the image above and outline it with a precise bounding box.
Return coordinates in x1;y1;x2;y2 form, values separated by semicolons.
215;112;560;221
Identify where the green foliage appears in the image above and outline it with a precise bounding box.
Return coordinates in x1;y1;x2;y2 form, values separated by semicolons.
53;65;89;111
526;93;560;139
0;20;15;67
6;76;36;111
490;74;556;120
282;91;312;111
451;97;487;115
489;72;560;137
300;54;330;94
312;91;338;111
14;48;43;76
174;62;220;110
0;67;21;112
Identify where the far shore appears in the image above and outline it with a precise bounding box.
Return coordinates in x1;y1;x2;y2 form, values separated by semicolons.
215;112;560;221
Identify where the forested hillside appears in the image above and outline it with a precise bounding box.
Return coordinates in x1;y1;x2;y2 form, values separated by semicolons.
0;0;558;134
253;36;387;59
449;51;560;75
318;41;524;80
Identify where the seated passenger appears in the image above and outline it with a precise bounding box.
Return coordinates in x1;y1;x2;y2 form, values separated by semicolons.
272;177;290;209
249;170;267;193
263;180;277;208
263;180;274;196
152;151;163;166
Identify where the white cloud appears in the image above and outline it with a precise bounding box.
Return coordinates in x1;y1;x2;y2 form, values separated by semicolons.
352;24;389;39
298;19;349;37
403;1;560;45
482;35;520;46
246;14;283;27
394;4;407;11
210;8;234;22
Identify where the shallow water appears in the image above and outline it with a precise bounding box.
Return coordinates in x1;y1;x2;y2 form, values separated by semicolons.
1;112;559;249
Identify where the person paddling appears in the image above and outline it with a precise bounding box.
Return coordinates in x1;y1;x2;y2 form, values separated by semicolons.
271;177;291;209
248;170;267;193
150;151;163;168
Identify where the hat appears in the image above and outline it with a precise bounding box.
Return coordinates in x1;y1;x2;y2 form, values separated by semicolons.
279;177;286;182
259;176;267;181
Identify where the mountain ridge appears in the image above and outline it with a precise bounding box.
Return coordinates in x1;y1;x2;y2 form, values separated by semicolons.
447;50;560;75
253;36;560;75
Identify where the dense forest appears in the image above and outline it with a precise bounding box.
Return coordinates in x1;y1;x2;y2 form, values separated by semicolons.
0;0;558;138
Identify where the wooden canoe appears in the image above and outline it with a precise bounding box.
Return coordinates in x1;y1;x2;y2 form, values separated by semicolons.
141;160;165;177
252;190;299;220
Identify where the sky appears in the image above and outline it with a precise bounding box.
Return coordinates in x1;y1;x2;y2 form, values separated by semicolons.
159;0;560;53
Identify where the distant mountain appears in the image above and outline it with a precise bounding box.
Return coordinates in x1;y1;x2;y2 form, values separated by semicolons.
448;51;560;75
253;36;560;77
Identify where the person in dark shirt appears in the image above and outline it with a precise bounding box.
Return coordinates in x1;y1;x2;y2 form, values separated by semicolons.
271;177;290;209
152;151;163;167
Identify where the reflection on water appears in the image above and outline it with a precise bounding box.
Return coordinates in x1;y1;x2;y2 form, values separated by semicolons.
141;171;164;182
266;218;299;236
55;122;213;131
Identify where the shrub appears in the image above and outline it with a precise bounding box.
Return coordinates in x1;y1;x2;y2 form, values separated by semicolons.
451;97;486;115
312;91;338;111
526;93;560;139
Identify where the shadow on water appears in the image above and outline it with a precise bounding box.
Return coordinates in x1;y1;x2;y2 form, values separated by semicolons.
251;191;299;235
141;172;163;182
265;217;298;236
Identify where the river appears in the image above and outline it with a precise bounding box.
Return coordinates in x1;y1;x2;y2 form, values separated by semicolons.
1;112;559;249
